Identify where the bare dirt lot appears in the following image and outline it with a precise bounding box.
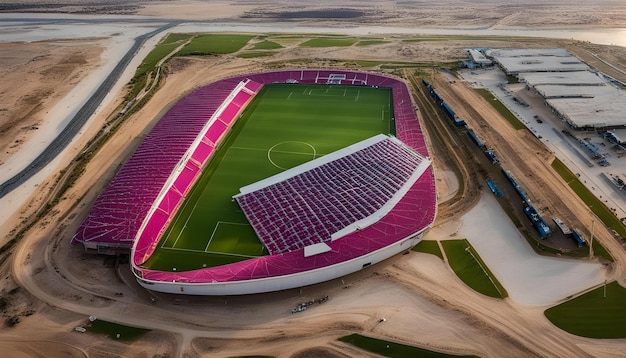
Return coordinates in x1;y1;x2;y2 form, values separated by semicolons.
0;39;103;166
2;1;626;357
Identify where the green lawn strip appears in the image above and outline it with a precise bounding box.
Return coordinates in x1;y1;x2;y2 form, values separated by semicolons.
144;84;392;272
237;52;276;58
412;240;443;260
177;34;255;56
356;40;390;46
134;42;181;79
299;37;358;47
545;281;626;338
474;88;525;130
441;239;507;298
161;33;194;44
251;40;283;50
551;159;624;252
125;33;197;100
338;334;478;358
87;319;150;341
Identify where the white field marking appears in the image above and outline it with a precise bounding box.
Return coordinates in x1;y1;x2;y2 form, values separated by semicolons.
159;150;219;249
287;92;293;100
168;213;193;248
267;141;317;170
205;222;221;251
204;221;251;252
230;146;324;156
161;246;259;259
465;246;503;297
300;86;360;100
160;187;200;249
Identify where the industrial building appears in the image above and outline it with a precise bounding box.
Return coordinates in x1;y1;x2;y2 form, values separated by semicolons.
491;48;626;130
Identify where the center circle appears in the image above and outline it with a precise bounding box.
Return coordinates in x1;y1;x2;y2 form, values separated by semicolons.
268;141;317;170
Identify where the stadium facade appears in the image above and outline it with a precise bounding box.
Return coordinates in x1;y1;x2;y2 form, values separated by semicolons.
73;70;437;295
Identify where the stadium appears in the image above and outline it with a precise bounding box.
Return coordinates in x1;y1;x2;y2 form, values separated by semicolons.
72;70;437;295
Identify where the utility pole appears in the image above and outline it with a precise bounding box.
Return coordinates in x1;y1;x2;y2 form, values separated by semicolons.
589;219;595;258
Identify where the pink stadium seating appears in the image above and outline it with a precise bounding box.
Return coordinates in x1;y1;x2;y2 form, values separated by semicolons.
191;141;214;166
206;120;228;144
72;70;436;285
235;137;426;254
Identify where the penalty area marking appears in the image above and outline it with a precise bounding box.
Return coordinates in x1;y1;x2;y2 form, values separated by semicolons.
268;141;317;170
298;86;361;101
205;221;250;252
162;246;258;259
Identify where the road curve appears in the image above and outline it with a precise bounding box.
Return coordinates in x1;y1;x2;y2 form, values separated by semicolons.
0;22;178;199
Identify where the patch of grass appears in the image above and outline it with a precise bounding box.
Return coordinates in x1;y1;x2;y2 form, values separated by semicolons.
177;34;254;56
552;158;625;248
237;52;276;58
87;319;150;341
474;88;525;130
356;40;390;46
299;37;358;47
338;334;478;357
505;73;519;84
126;33;192;100
590;238;612;261
161;33;194;44
545;281;626;338
134;42;180;79
441;239;507;298
412;240;443;260
251;40;283;50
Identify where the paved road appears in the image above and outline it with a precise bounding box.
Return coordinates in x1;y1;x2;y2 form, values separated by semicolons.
0;21;178;199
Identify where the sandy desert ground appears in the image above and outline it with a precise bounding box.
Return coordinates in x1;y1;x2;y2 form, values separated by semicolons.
1;1;626;357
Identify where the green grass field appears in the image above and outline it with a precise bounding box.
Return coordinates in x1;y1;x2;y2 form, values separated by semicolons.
412;239;444;260
475;88;526;130
300;37;358;47
176;34;255;56
142;84;393;271
251;40;283;50
237;52;277;58
87;320;150;341
545;281;626;338
552;157;626;241
441;239;507;298
338;334;478;357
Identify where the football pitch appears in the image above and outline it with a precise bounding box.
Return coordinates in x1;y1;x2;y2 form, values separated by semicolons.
142;83;393;272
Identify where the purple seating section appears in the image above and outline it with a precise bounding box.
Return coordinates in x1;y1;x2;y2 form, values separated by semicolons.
235;138;426;255
132;80;259;264
244;80;263;93
73;78;261;256
72;69;436;284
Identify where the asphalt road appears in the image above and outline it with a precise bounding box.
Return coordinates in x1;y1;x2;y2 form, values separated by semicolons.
0;22;177;199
